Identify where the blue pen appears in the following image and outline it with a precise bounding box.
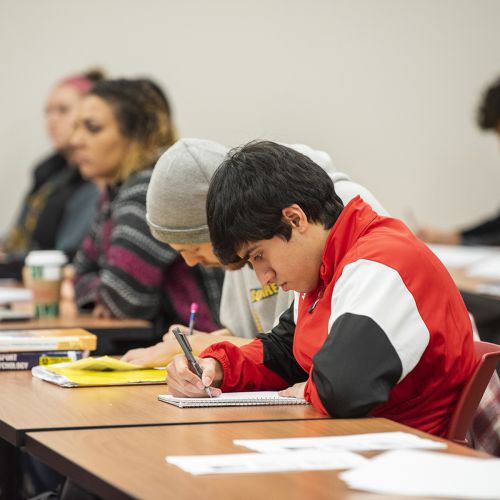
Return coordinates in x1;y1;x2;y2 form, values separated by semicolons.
188;302;198;335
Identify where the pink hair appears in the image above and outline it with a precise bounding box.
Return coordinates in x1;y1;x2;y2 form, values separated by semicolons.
57;74;94;95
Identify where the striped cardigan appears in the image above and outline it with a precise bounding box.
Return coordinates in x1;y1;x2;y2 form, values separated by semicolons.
73;169;223;333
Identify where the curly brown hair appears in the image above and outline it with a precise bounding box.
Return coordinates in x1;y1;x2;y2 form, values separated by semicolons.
89;78;177;181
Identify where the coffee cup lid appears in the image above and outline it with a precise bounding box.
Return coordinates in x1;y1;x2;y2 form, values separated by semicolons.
25;250;68;267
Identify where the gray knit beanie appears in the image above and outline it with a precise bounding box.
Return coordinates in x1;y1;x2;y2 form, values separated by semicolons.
146;138;229;244
146;139;334;244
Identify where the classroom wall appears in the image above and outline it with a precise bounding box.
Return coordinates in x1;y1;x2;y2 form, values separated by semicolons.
1;0;500;233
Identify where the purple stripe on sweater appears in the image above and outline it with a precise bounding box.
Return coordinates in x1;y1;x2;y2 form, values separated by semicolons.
82;236;98;261
107;246;162;286
102;218;113;253
164;259;219;332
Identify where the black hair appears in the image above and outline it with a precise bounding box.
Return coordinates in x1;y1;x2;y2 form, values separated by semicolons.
477;76;500;130
206;141;344;265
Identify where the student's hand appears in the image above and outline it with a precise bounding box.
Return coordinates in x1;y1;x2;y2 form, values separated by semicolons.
166;354;223;397
416;227;462;245
121;342;174;368
163;324;208;340
92;303;113;319
279;382;306;399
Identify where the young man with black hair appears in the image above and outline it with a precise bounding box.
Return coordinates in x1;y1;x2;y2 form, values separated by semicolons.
166;141;476;438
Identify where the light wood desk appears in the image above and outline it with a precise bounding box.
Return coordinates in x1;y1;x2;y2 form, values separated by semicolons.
0;371;327;446
0;282;154;353
26;419;485;500
0;314;151;332
447;266;500;297
0;312;154;355
0;372;326;498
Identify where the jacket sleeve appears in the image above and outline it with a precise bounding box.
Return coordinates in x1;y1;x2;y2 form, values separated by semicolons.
305;259;430;417
56;182;100;260
73;214;102;308
200;303;307;391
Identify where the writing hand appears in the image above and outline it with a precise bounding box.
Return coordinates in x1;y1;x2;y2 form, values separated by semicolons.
167;354;223;397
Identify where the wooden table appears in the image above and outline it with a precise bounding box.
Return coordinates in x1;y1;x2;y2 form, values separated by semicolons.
0;371;326;498
0;281;155;353
447;266;499;296
0;314;154;354
0;372;327;447
447;266;500;348
25;418;484;500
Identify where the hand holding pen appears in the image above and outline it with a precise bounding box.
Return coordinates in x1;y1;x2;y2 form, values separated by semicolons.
171;327;213;398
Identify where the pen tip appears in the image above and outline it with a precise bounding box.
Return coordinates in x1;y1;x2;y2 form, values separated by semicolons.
190;303;199;313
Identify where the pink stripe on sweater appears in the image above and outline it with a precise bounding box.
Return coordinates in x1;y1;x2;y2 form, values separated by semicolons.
107;246;162;286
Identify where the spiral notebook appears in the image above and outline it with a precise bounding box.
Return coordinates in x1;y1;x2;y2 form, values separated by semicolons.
158;391;309;408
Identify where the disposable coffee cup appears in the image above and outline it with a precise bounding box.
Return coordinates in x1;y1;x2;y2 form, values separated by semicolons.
25;250;68;318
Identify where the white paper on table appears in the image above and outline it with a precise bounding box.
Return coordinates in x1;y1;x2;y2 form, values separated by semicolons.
476;282;500;297
0;287;33;305
340;449;500;499
427;244;500;268
234;431;446;454
466;254;500;280
166;450;366;475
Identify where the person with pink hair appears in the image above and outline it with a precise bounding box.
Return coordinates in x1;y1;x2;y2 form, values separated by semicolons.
0;69;105;279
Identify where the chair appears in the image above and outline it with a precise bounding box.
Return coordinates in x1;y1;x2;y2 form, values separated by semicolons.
447;340;500;445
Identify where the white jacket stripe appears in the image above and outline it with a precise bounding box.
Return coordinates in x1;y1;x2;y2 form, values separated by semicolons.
329;259;430;381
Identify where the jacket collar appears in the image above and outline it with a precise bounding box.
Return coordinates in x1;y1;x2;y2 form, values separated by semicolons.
319;196;380;285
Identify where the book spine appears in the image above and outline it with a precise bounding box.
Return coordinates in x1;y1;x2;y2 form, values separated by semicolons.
0;350;84;371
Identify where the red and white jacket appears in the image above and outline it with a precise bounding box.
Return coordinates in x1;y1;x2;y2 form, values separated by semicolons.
201;197;476;437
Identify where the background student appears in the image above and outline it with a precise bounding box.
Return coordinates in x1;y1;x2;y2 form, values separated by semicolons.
418;75;500;246
0;70;103;279
71;80;223;340
122;137;387;366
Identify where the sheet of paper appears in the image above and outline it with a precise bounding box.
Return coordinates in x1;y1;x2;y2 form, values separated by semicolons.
57;355;142;371
427;244;499;268
476;282;500;297
340;449;500;499
166;450;366;475
234;431;446;453
466;254;500;280
0;287;33;305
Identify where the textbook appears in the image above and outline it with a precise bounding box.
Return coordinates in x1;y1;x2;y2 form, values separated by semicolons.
0;329;97;352
32;355;167;387
158;391;310;408
0;350;85;371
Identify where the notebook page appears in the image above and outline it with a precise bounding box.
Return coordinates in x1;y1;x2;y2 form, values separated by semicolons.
158;391;308;407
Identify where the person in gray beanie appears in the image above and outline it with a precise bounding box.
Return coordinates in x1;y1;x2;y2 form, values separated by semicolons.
122;137;386;366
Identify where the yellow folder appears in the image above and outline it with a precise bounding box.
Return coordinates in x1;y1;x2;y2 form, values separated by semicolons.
31;355;167;387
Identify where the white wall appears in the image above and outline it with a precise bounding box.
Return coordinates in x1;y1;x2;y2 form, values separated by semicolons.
1;0;500;232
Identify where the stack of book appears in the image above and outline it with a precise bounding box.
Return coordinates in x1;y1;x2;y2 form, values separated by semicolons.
0;329;97;370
